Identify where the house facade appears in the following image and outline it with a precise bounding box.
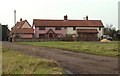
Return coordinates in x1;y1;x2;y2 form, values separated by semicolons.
33;15;104;41
11;19;34;41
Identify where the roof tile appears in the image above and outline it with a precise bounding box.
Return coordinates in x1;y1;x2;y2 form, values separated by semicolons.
11;28;34;34
33;19;104;27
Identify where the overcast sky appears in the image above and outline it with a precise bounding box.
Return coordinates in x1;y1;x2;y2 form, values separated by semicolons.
0;0;119;30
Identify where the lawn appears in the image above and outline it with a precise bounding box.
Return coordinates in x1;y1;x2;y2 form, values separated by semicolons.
2;47;64;74
0;43;2;75
19;41;119;57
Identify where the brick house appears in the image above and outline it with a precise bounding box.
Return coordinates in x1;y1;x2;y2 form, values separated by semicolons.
33;15;104;41
11;19;34;41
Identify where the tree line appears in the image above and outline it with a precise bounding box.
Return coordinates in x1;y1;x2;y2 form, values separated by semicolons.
103;24;120;40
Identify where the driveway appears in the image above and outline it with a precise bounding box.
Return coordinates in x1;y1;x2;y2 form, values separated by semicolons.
2;41;118;74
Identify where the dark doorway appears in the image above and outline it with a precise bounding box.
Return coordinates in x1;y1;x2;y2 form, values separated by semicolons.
48;33;53;38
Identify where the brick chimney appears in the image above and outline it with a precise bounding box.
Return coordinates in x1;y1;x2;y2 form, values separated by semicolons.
20;18;22;21
64;15;68;20
86;16;88;20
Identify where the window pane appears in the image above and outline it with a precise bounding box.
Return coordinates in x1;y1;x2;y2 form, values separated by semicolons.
73;27;76;30
39;27;45;30
55;27;61;30
99;27;101;30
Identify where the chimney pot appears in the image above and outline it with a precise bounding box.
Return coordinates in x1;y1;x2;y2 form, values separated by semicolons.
20;18;22;21
86;16;88;20
64;15;68;20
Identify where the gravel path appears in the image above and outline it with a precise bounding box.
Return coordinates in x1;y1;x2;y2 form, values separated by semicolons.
2;41;119;74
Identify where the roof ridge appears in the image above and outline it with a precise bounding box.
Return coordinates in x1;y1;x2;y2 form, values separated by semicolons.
33;19;101;21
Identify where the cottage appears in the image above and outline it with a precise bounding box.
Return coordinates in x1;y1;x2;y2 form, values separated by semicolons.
33;15;104;41
11;19;34;41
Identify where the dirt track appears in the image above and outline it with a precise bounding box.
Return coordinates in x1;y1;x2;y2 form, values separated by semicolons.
2;41;118;74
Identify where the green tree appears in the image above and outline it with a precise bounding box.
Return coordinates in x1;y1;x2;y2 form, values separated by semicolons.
103;24;117;40
2;25;10;41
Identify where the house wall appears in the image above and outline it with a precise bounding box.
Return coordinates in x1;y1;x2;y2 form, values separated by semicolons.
34;25;103;39
35;27;67;38
20;34;33;38
21;22;31;28
67;27;77;34
98;28;103;38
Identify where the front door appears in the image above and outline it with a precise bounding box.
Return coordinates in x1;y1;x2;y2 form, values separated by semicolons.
48;33;53;38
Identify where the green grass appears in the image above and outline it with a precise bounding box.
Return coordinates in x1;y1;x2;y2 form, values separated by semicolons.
2;47;64;74
0;44;2;75
19;41;119;57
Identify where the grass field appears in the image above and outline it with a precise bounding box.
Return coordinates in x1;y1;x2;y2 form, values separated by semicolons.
2;47;64;74
0;44;2;75
19;41;119;57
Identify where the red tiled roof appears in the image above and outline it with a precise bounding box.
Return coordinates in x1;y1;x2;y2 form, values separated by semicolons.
11;20;31;29
33;19;104;27
12;21;25;29
11;19;34;34
11;28;34;34
77;29;98;33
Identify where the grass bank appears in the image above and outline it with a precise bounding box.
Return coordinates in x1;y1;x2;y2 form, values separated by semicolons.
19;41;119;57
2;47;64;74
